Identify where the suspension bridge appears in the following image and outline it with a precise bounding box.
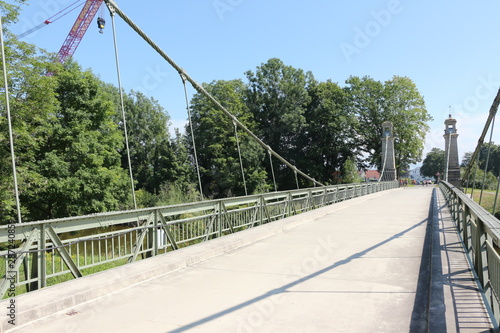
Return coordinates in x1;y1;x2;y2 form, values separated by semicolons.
1;0;500;332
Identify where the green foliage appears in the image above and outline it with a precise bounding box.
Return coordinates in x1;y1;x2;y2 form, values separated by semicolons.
0;7;432;225
188;79;267;198
245;58;312;189
155;182;201;206
344;75;431;174
118;90;175;193
421;148;445;181
461;151;473;168
300;80;358;184
463;164;498;190
478;143;500;177
22;62;131;220
0;11;62;222
462;143;500;189
342;157;362;184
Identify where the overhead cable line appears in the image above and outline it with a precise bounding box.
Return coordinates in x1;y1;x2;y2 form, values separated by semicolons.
17;0;85;39
103;0;324;188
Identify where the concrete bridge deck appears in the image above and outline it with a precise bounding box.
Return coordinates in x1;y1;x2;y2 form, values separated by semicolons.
2;187;495;332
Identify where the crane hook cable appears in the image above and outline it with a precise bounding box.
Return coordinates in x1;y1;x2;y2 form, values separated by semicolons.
17;0;85;39
103;0;324;188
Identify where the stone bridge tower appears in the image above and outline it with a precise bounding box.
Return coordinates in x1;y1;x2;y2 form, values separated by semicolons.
444;115;461;188
381;121;396;181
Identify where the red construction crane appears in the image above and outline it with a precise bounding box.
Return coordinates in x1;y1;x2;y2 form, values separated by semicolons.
56;0;104;63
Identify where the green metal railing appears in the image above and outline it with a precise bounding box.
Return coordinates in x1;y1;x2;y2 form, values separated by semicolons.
0;181;398;298
439;181;500;322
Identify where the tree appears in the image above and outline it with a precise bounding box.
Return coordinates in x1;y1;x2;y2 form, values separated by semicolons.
461;151;473;168
384;76;431;172
462;143;500;181
188;79;267;198
0;1;63;223
345;75;431;175
300;80;358;184
342;157;362;184
119;90;176;194
169;128;196;191
478;143;500;177
420;148;445;182
245;58;312;189
21;61;131;220
344;76;385;169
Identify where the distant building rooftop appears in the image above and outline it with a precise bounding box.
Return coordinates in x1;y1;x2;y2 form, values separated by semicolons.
360;170;380;181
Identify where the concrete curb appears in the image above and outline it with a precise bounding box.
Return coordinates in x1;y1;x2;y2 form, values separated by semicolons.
1;190;393;332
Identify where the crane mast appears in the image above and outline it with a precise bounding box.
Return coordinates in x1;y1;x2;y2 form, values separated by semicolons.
56;0;103;63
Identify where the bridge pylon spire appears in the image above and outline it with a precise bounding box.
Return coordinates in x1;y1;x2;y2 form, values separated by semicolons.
381;121;397;181
444;115;461;188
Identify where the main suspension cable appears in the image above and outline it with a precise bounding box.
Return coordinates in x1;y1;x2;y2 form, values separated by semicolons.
102;0;324;188
463;87;500;183
109;8;137;209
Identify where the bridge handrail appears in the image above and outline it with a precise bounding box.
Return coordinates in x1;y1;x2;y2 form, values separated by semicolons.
439;181;500;323
0;181;398;298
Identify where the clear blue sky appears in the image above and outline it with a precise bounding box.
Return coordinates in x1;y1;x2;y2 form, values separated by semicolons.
9;0;500;165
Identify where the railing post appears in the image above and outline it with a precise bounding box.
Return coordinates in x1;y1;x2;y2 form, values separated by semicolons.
307;189;313;211
462;205;470;251
146;217;154;258
40;224;46;289
153;210;159;256
259;195;264;225
474;218;486;287
217;201;223;238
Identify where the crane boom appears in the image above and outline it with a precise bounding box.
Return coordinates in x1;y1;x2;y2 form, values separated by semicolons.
56;0;103;63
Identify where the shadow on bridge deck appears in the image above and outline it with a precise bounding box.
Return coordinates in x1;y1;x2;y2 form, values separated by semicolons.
2;187;496;333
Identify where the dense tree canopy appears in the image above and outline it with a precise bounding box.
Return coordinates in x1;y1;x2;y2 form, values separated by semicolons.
245;58;312;188
344;75;431;173
0;3;434;222
188;79;267;198
461;143;500;190
420;148;445;182
299;80;358;184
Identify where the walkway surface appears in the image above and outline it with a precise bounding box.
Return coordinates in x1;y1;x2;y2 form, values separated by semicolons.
2;187;495;332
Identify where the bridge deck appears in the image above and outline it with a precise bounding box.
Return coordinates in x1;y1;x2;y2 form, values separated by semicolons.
4;187;495;332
